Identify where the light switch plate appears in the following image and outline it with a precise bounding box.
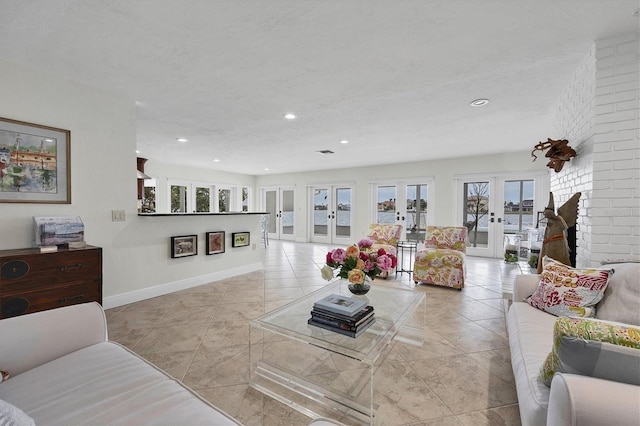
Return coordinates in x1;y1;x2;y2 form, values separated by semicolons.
112;210;126;221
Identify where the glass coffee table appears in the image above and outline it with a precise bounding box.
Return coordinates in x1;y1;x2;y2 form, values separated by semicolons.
249;280;425;424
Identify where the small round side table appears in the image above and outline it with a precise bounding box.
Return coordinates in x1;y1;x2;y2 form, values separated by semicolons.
396;241;418;277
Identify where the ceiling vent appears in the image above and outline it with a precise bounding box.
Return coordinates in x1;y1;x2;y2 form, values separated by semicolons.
317;150;334;154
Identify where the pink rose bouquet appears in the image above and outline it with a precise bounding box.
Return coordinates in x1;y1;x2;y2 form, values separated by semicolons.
320;238;397;285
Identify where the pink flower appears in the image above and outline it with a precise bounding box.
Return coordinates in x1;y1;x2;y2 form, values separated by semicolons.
331;248;346;263
326;251;334;264
364;260;375;271
357;238;374;249
377;254;392;271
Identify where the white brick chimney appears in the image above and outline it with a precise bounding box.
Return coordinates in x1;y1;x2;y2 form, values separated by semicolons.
552;33;640;267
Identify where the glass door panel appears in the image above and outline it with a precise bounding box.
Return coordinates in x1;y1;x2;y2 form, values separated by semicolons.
313;188;329;239
281;189;294;237
503;179;535;259
406;184;428;242
376;186;397;225
334;187;352;244
463;181;492;256
265;189;277;237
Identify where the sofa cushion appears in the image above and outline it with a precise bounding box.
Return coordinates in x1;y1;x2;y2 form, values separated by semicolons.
0;342;239;425
507;302;559;426
539;317;640;386
526;256;611;318
0;399;35;426
596;262;640;326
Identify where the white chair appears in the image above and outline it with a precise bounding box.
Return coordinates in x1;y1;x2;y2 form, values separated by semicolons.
260;214;269;247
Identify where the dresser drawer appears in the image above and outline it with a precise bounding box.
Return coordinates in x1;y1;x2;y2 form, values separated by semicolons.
0;280;102;319
0;248;101;292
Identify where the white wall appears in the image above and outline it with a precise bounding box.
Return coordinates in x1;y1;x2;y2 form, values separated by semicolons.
552;34;640;266
256;152;549;243
0;60;264;308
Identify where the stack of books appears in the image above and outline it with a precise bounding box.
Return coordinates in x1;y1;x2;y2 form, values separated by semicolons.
308;294;375;338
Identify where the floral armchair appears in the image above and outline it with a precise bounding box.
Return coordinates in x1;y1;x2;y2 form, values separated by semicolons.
413;226;467;290
367;224;403;278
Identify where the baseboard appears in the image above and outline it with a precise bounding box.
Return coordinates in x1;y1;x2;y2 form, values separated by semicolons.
103;262;264;309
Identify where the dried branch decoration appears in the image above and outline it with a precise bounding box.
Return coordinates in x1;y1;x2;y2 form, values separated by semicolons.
531;138;577;172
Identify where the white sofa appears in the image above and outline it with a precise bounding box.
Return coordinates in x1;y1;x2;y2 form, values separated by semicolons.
507;262;640;426
0;302;241;425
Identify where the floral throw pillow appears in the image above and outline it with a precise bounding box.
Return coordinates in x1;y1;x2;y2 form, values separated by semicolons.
539;317;640;386
526;256;612;318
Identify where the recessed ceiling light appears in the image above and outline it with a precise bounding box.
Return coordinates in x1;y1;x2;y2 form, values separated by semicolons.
136;150;141;154
176;138;188;142
264;168;270;171
470;99;490;107
284;113;297;120
213;158;220;162
340;140;349;144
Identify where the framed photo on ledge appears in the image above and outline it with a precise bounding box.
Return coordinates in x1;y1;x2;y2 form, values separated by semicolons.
0;117;71;204
232;232;250;248
206;231;225;255
171;235;198;258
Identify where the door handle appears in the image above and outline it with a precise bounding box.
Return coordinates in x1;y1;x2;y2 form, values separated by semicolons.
498;218;502;223
490;218;494;223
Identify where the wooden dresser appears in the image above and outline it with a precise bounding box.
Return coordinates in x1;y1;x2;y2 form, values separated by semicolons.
0;245;102;319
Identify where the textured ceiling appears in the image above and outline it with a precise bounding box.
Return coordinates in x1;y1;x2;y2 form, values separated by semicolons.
1;0;638;175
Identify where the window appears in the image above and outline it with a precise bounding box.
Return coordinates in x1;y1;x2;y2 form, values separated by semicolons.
167;179;245;213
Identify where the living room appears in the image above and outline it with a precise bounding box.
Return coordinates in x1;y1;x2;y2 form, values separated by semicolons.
0;1;639;425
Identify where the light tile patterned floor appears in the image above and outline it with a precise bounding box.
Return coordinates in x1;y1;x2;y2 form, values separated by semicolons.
106;241;525;426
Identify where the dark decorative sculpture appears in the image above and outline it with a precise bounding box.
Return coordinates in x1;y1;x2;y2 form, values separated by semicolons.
537;192;581;273
531;138;577;172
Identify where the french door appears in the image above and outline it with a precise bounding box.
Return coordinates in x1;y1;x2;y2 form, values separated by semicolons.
262;186;295;241
310;185;354;245
456;173;548;258
372;179;431;241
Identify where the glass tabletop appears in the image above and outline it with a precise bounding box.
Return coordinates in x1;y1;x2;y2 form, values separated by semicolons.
252;280;425;364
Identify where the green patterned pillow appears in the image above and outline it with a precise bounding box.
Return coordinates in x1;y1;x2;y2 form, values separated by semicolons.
540;317;640;386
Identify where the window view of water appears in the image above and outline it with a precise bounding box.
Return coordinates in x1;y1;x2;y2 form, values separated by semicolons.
468;213;534;232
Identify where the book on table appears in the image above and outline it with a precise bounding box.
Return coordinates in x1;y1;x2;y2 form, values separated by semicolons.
307;315;376;338
310;305;374;330
313;293;367;317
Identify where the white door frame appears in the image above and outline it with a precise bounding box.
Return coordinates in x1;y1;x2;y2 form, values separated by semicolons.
370;177;434;239
309;184;355;245
259;186;296;241
454;171;549;258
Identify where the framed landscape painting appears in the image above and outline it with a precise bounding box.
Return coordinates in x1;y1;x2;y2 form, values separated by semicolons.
171;235;198;258
0;117;71;203
206;231;225;255
232;232;250;248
